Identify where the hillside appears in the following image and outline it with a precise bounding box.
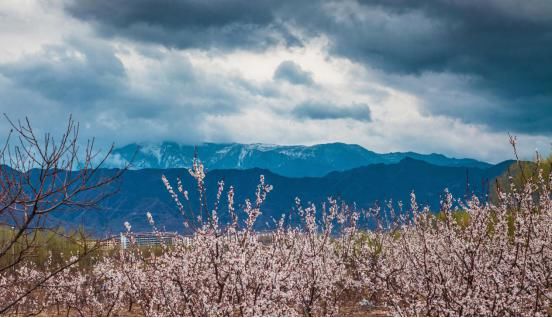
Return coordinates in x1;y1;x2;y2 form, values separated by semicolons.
51;158;513;235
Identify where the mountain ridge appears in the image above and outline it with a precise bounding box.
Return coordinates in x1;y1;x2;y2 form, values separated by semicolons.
51;157;514;235
106;142;492;177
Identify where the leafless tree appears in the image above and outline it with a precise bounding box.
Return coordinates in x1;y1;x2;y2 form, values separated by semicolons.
0;114;123;314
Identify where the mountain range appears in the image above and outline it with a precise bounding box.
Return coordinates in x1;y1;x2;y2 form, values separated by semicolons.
52;158;513;235
106;142;492;177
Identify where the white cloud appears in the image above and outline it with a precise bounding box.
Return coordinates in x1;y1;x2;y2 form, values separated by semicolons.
0;0;549;165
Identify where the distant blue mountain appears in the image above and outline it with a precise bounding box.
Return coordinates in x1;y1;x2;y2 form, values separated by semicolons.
51;158;513;235
106;142;492;177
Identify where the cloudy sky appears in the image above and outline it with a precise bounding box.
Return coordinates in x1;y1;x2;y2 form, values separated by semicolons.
0;0;550;163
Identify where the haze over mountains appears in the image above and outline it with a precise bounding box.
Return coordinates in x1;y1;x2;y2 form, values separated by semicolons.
107;142;492;177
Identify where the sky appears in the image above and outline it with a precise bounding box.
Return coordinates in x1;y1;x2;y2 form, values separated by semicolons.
0;0;550;163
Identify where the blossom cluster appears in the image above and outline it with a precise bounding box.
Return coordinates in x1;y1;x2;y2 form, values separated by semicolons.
0;158;550;316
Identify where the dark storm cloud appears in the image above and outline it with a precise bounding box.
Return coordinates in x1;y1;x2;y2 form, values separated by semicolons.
64;0;552;134
273;60;314;86
314;1;552;88
64;0;301;51
303;0;552;133
0;39;125;107
292;102;371;122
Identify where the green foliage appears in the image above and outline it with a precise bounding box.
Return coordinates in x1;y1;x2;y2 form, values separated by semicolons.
488;152;551;239
483;209;516;240
436;210;471;229
492;153;552;201
354;231;383;256
0;225;98;271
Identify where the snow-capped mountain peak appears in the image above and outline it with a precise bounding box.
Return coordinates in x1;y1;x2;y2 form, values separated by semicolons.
106;142;491;177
